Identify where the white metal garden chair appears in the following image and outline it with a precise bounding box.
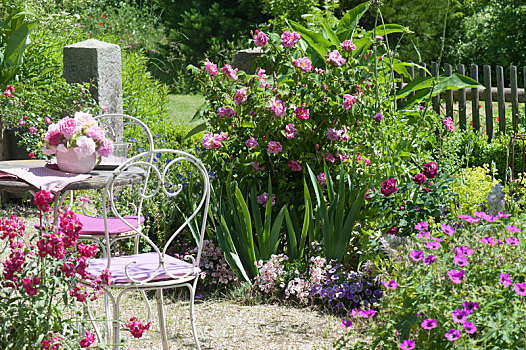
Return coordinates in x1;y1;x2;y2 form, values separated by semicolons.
81;149;210;350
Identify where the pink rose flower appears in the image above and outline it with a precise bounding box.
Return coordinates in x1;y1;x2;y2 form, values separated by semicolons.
59;117;78;139
74;112;96;128
267;141;283;154
287;160;302;172
234;87;248;105
343;94;357;110
443;116;455;131
253;30;269;47
269;97;286;117
204;58;218;76
293;57;313;73
202;132;226;149
327;50;346;66
256;68;268;88
281;31;301;47
295;106;310;120
97;138;114;157
220;64;238;80
45;117;52;124
29;126;37;134
245;136;258;148
285;124;298;139
327;128;341;141
217;106;235;118
317;173;326;185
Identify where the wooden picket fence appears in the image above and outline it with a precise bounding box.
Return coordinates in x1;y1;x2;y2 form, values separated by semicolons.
405;63;526;141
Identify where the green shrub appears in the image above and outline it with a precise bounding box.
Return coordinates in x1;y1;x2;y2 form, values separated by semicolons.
450;165;499;216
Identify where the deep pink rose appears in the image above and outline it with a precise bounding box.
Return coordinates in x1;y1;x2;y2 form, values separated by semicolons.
413;173;426;185
253;30;269;47
267;141;283;154
281;31;300;47
59;117;77;139
380;178;398;197
423;162;438;179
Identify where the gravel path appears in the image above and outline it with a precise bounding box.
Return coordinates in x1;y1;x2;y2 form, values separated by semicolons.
2;202;349;350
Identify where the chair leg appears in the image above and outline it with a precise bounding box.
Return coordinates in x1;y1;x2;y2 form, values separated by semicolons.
156;289;169;350
188;279;202;350
112;293;122;350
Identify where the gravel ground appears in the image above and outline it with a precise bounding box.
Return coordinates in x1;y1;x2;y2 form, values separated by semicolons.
2;202;350;349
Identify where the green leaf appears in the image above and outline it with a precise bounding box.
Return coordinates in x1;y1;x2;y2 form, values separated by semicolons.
337;2;370;42
183;122;207;140
284;207;298;259
190;102;209;122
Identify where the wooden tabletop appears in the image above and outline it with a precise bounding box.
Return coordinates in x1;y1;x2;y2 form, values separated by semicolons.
0;160;145;194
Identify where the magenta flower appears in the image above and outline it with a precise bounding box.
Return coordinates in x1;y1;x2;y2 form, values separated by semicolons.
295;106;310;120
281;31;300;47
253;30;269;47
426;241;440;250
444;329;461;341
424;255;436;265
374;113;383;122
500;273;512;287
340;39;356;51
358;309;376;318
441;224;455;236
413;173;426;185
220;64;238;80
285;124;298;139
455;246;473;257
29;126;38;134
464;216;480;223
204;58;218;76
383;280;398;289
339;320;353;328
422;161;438;179
317;173;326;185
380;178;398;197
447;269;465;284
79;330;95;348
287;160;302;172
442;116;455;131
327;128;342;141
256;67;268;88
400;340;415;350
234;87;248;105
293;57;313;73
58;117;77;139
267;141;283;154
514;282;526;296
453;255;469;267
409;250;424;261
415;222;429;231
498;212;512;218
269;96;286;117
463;322;477;334
505;237;520;246
421;318;437;330
245;137;258;149
257;192;275;207
506;225;521;233
217;106;235;118
480;237;496;246
452;309;467;323
343;94;357;110
462;301;479;314
327;49;346;66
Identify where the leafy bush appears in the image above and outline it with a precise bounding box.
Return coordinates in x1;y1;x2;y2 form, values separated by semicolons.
450;165;499;216
336;213;526;349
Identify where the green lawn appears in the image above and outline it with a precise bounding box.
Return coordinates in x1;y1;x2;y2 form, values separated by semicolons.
165;94;204;126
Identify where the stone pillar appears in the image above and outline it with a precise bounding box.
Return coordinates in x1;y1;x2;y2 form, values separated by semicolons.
63;39;123;114
232;47;265;74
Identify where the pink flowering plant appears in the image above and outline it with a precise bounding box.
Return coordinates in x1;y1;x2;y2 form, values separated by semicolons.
41;111;114;158
365;161;457;236
335;213;526;349
0;190;106;348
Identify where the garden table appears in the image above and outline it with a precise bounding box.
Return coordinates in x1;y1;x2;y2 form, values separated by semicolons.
0;159;146;221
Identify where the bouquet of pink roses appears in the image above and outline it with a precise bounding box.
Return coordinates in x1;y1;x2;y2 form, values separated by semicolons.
42;112;114;158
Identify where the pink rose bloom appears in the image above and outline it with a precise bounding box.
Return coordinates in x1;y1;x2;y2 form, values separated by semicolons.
256;68;268;88
327;128;341;141
45;117;52;125
220;65;238;80
218;132;228;141
287;160;302;172
245;137;258;148
74;136;96;157
86;125;105;142
3;85;14;98
253;30;269;47
269;97;286;117
285;124;298;139
204;58;218;76
74;112;96;128
202;132;224;149
293;57;313;73
217;106;235;118
340;40;356;51
97;138;114;157
295;106;309;120
267;141;283;154
45;124;62;146
29;126;37;134
59;117;78;139
327;50;346;66
317;173;326;185
281;31;301;47
343;94;357;110
443;116;455;131
235;87;248;105
19;120;26;126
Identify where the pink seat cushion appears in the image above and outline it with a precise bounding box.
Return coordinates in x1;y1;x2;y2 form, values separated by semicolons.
76;214;145;236
86;252;200;283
